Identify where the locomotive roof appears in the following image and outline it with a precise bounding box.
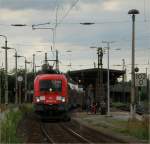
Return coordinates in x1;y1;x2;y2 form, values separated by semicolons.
35;74;67;80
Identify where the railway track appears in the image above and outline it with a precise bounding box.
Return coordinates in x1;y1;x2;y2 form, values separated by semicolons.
40;122;92;143
40;120;128;143
40;123;55;143
59;123;92;143
24;112;138;143
66;120;126;143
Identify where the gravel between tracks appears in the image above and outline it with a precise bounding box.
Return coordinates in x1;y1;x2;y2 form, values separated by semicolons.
17;112;145;143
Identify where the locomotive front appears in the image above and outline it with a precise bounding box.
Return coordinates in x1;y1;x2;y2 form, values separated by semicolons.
33;74;69;116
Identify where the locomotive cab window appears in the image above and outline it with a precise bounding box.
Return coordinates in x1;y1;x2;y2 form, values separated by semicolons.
40;80;62;92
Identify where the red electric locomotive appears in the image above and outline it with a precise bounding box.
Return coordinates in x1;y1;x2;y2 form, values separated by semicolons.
33;74;70;120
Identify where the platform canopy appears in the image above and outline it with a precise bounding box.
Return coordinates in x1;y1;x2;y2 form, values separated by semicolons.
67;68;125;87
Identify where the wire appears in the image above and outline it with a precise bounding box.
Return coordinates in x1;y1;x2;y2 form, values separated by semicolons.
61;20;130;24
0;19;149;28
58;0;79;25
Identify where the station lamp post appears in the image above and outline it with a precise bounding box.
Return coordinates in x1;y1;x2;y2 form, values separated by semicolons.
128;9;140;118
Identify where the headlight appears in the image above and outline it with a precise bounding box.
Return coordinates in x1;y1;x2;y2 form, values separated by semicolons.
56;96;62;100
56;96;65;102
39;96;45;101
36;97;40;102
36;96;45;102
61;97;65;102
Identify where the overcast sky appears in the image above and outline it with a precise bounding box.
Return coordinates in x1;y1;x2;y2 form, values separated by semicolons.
0;0;150;79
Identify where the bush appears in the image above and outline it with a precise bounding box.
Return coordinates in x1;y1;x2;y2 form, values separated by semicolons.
0;104;33;143
0;109;23;143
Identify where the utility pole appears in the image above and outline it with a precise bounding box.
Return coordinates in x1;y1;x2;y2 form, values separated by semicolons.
147;60;150;101
14;53;24;104
122;59;126;103
94;62;96;68
0;68;2;104
146;67;148;102
0;35;9;105
33;54;35;73
98;48;105;113
35;65;41;73
56;50;59;71
91;46;106;114
45;53;47;65
5;39;8;105
24;58;27;102
102;41;114;116
24;57;31;102
128;9;140;118
10;48;18;104
15;51;18;104
4;39;8;104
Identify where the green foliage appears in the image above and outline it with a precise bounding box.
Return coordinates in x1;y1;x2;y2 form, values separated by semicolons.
0;104;33;143
0;109;23;143
126;117;149;140
1;68;35;103
19;103;33;114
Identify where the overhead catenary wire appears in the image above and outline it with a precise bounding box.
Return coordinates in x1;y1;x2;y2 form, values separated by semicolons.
57;0;79;25
0;19;149;28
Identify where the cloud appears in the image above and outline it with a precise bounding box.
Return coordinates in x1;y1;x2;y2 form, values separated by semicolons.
0;0;149;75
0;9;53;24
102;0;121;11
0;0;77;10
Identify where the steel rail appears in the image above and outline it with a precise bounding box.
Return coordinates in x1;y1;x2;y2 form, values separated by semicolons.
60;123;93;144
40;123;55;144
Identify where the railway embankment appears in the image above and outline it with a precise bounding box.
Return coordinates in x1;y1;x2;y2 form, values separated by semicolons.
72;110;149;143
0;104;33;143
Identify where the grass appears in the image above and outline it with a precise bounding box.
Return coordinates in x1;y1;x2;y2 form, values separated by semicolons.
76;112;150;141
0;109;23;143
0;103;33;143
111;102;127;108
126;116;149;140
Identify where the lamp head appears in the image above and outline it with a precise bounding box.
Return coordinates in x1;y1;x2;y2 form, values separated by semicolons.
128;9;139;15
80;22;95;25
1;46;13;50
